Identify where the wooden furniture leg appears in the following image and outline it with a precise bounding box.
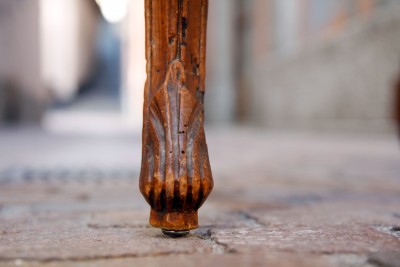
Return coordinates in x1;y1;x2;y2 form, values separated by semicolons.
139;0;213;237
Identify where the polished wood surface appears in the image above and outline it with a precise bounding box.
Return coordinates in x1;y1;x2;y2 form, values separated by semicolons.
139;0;213;231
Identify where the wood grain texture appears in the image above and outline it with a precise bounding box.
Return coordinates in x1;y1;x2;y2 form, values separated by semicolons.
140;0;213;231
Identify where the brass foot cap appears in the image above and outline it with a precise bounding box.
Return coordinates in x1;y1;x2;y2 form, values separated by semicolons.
162;230;190;238
150;209;198;231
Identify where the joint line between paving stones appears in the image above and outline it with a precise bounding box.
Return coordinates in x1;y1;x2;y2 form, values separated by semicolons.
367;258;394;267
195;229;237;254
0;250;199;264
237;211;266;228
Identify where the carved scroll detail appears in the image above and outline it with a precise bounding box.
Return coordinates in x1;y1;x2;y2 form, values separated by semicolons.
140;60;213;229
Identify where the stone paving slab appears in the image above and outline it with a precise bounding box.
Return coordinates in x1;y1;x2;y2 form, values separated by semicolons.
0;252;340;267
0;127;399;266
212;201;400;254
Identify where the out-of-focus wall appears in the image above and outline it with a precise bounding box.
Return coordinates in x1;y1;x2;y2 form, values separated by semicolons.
205;0;400;133
245;0;400;132
0;0;44;123
121;0;146;131
205;0;237;123
40;0;98;102
0;0;99;125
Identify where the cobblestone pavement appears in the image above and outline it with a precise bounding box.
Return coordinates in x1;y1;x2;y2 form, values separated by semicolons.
0;127;399;267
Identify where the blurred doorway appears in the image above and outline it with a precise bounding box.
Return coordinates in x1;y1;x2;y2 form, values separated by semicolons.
41;0;142;135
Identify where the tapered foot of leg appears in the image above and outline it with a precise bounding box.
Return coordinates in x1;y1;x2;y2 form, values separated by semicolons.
139;0;213;232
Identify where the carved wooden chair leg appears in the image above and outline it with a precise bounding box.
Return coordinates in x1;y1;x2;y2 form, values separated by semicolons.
139;0;213;237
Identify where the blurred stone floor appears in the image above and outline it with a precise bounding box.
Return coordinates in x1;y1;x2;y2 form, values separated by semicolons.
0;126;399;267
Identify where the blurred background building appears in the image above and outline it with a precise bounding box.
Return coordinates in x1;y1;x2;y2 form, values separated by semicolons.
0;0;399;134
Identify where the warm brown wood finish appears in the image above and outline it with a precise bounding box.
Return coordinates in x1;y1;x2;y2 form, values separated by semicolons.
139;0;213;232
